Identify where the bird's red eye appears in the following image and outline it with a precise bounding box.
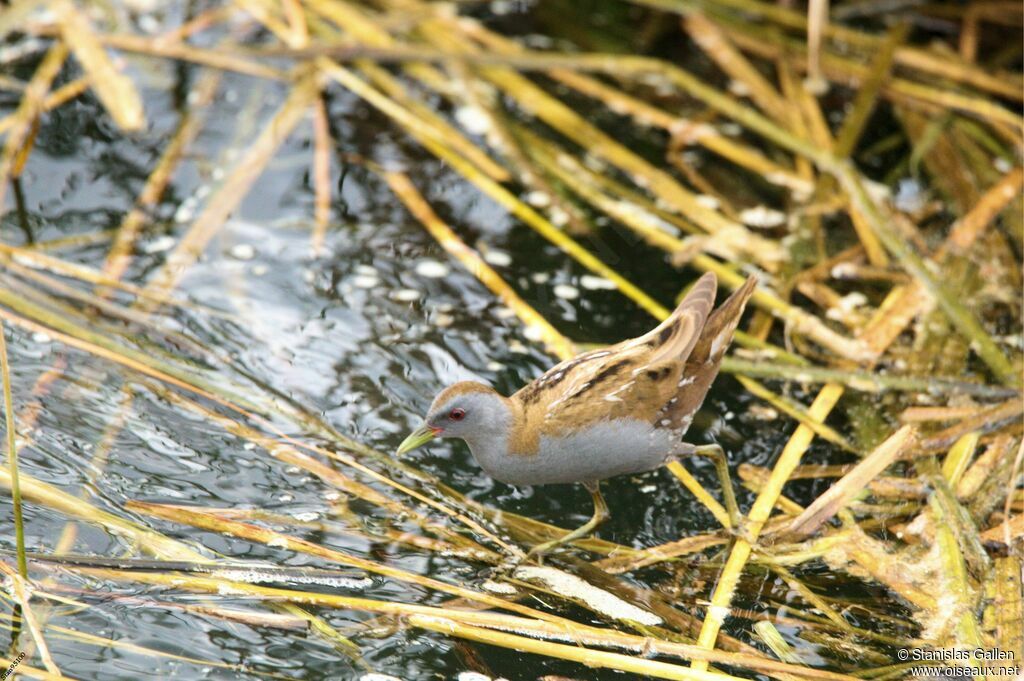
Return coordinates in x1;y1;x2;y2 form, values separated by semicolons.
448;408;466;421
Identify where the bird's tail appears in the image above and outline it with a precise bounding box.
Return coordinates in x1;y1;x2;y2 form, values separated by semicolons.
689;275;758;365
643;271;717;364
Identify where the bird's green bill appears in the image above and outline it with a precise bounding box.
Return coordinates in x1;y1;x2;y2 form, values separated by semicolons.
395;424;439;456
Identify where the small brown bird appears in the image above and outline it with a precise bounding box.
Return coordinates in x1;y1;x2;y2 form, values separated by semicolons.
397;272;757;559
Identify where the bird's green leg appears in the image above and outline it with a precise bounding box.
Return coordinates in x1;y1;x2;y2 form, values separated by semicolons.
526;481;608;563
684;443;743;530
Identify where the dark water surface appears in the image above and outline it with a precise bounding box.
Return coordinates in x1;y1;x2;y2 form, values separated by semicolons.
0;4;894;680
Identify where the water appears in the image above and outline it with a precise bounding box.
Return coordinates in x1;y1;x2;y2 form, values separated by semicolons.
0;6;911;680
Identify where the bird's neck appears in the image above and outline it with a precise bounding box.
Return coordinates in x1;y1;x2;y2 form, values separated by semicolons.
462;395;519;479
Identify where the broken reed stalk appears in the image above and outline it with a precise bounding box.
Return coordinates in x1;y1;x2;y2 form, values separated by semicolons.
0;42;67;215
51;0;144;131
787;425;916;538
310;93;333;255
101;71;221;283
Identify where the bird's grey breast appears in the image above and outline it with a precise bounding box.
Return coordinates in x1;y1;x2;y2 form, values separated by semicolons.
473;418;675;486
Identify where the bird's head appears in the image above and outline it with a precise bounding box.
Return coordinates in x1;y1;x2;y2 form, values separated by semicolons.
395;381;511;455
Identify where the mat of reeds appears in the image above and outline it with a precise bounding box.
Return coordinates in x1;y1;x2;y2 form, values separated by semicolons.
0;1;1021;679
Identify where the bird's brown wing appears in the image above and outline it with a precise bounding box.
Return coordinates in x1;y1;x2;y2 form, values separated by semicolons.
509;273;720;453
657;275;758;431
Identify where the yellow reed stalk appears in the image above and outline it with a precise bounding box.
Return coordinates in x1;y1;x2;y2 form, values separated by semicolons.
0;656;72;681
595;534;726;574
942;432;980;488
786;425;917;538
155;6;234;44
144;70;319;302
126;500;573;625
51;0;144;130
738;465;806;516
102;71;221;282
0;78;87;136
409;615;741;681
682;13;789;123
319;60;670;320
303;0;511;182
946;166;1023;255
154;384;503;560
991;556;1023;661
454;20;810;194
73;568;856;680
90;32;286;79
832;23;907;161
310;93;333;255
690;383;844;670
665;462;733;529
0;42;67;212
957;436;1014;499
736;376;855;452
0;613;294;679
0;321;26;579
281;0;308;45
414;17;786;270
928;495;985;654
383;171;577;361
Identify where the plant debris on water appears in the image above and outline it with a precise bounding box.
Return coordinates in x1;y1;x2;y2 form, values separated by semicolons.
0;0;1021;679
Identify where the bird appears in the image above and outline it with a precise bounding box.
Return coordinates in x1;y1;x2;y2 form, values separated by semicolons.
396;272;758;560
